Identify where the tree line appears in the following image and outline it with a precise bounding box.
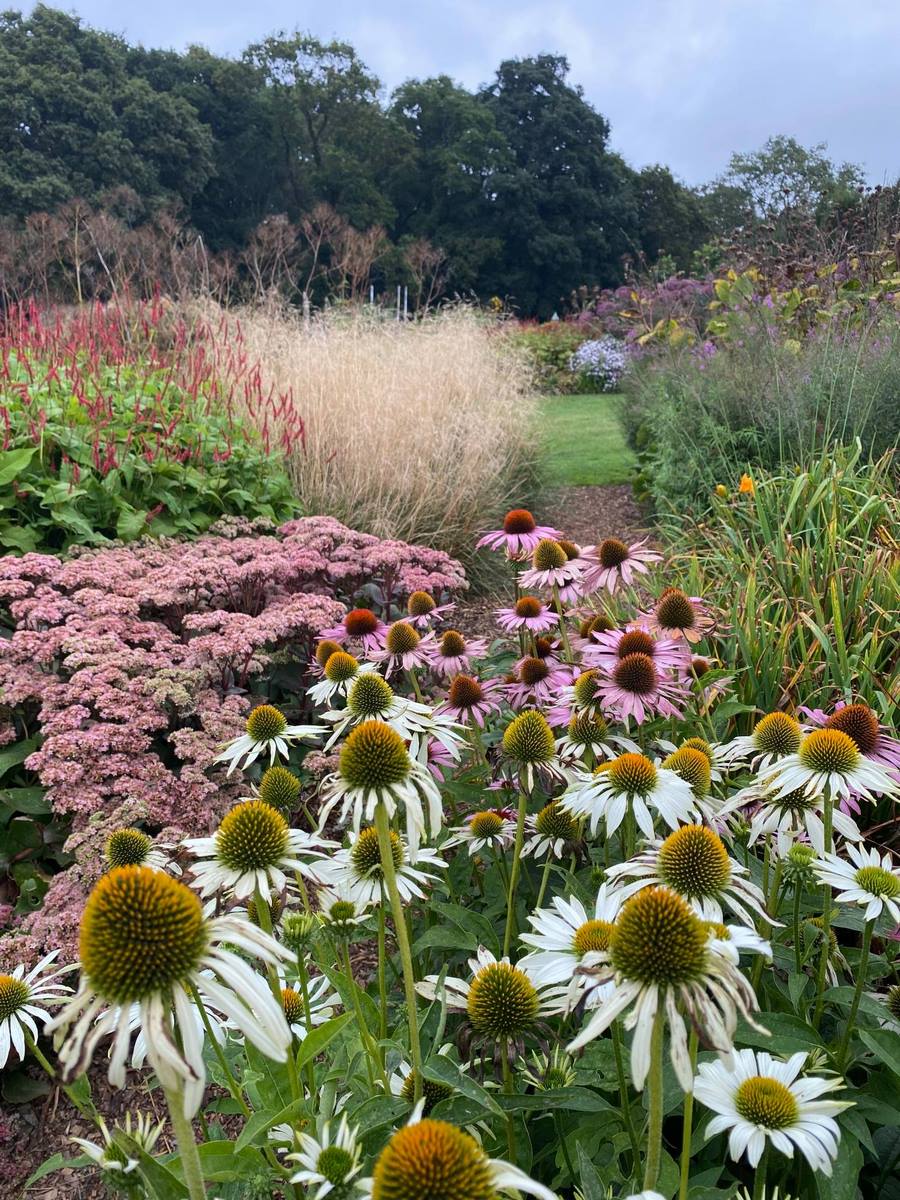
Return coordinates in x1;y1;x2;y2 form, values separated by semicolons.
0;6;874;316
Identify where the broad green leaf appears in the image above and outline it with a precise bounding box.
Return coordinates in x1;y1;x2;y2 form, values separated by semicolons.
0;738;38;779
116;504;149;540
816;1130;863;1200
0;446;35;485
234;1098;309;1152
860;1029;900;1078
424;1052;503;1116
576;1143;605;1200
295;1011;355;1071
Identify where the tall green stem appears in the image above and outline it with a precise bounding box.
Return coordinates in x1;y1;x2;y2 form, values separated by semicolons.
812;792;835;1029
375;801;423;1102
340;939;385;1089
642;1006;666;1193
838;918;874;1069
501;1040;517;1162
752;1144;769;1200
254;886;301;1102
534;855;553;912
551;585;573;662
163;1085;207;1200
377;898;389;1040
793;878;803;975
503;788;528;957
678;1029;699;1200
611;1021;642;1175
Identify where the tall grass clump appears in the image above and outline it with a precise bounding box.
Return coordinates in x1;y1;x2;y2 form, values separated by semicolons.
231;305;537;575
624;314;900;513
671;443;899;718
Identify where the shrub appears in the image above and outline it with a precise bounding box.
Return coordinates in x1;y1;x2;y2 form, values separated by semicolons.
624;312;900;512
506;320;585;392
670;444;899;718
228;305;538;574
0;302;303;553
0;515;465;957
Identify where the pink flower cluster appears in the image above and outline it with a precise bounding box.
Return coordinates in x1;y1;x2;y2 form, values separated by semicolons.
0;515;464;960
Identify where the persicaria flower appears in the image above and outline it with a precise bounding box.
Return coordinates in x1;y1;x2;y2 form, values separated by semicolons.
476;508;562;560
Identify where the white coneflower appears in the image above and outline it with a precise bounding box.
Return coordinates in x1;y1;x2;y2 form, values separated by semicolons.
104;827;179;874
723;781;862;857
287;1114;363;1197
656;735;729;782
812;842;900;922
417;946;565;1046
71;1112;163;1178
560;753;698;840
519;1045;578;1092
519;886;623;1000
322;672;465;766
501;709;566;791
761;728;900;806
388;1045;488;1133
314;826;446;905
567;887;763;1092
694;1049;851;1176
0;950;71;1069
444;809;517;857
315;885;373;937
307;651;378;707
358;1106;558;1200
704;921;772;965
720;711;804;773
318;721;443;857
279;973;341;1040
872;985;900;1033
605;824;771;927
554;710;629;767
522;801;580;861
216;704;322;774
47;866;293;1117
183;800;335;902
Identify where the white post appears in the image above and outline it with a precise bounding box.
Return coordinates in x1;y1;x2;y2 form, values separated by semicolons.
403;285;408;320
370;284;375;305
396;285;401;321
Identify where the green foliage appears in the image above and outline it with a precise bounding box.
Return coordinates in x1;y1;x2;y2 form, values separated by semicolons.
669;444;900;719
1;353;298;553
509;322;587;392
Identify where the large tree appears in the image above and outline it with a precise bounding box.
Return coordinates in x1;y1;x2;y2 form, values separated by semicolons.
478;54;636;317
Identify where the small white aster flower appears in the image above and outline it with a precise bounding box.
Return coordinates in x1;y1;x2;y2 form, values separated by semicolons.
761;728;900;806
47;867;293;1118
183;800;335;902
287;1114;363;1197
71;1112;163;1176
318;720;443;858
216;703;322;774
560;753;699;841
0;950;71;1069
812;842;900;923
519;886;624;1001
358;1102;558;1199
567;886;764;1092
605;824;772;928
693;1049;852;1176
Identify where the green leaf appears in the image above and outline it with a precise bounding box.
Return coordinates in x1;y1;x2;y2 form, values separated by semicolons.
576;1142;605;1200
234;1098;309;1152
20;1153;73;1192
195;1140;265;1182
0;786;50;815
736;1012;822;1054
116;504;149;540
412;925;476;955
424;1052;504;1116
0;446;35;485
860;1029;900;1078
295;1011;355;1072
112;1132;188;1200
2;1068;50;1103
499;1086;612;1113
816;1129;863;1200
0;522;39;551
0;738;38;779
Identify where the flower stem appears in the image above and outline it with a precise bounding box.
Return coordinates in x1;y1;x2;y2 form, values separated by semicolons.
838;918;874;1070
752;1143;768;1200
295;956;319;1095
340;939;383;1090
23;1030;99;1122
812;792;835;1029
187;982;251;1118
501;1039;517;1162
611;1021;642;1176
502;787;528;958
534;855;553;911
163;1084;207;1200
677;1029;699;1200
375;800;423;1102
642;1005;666;1193
551;585;573;662
793;878;803;975
253;886;302;1102
377;898;389;1040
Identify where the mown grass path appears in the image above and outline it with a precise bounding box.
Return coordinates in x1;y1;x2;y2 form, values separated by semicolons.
538;392;635;486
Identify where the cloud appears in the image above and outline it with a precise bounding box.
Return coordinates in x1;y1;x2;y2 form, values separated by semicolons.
27;0;900;184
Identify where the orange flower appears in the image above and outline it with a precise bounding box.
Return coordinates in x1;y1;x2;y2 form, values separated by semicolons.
738;474;755;495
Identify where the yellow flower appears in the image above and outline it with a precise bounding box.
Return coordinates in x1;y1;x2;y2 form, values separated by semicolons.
714;484;728;498
738;474;755;495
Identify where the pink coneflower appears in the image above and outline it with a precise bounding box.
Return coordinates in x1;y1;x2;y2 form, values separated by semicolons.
436;674;503;727
801;701;900;777
505;656;573;709
634;588;715;645
426;630;488;677
405;590;456;629
318;608;388;656
426;736;456;781
571;612;618;652
582;626;689;673
594;652;687;724
554;539;586;604
579;536;661;594
518;539;582;592
680;656;734;704
496;595;559;634
371;620;435;675
476;508;562;559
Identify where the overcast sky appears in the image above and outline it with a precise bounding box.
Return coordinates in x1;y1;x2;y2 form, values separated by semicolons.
28;0;900;185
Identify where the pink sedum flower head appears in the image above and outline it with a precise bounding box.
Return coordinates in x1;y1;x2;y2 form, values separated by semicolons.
496;594;560;634
476;508;562;560
579;536;661;594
